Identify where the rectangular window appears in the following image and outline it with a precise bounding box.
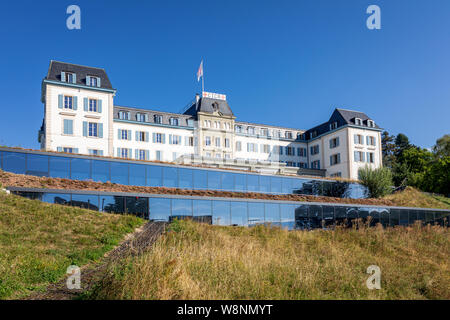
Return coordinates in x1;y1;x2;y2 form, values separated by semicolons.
354;151;365;162
137;113;146;122
63;119;73;135
235;125;242;133
262;144;270;154
119;111;130;120
89;149;102;156
88;122;98;137
156;150;162;161
170;135;182;145
88;76;98;87
367;152;375;163
355;118;362;126
224;138;230;148
63;147;74;153
187;137;194;146
215;137;221;147
121;148;129;158
330;153;341;166
310;145;319;155
354;134;364;145
205;136;211;146
311;160;320;169
330;122;338;130
286;146;295;156
285;131;293;139
297;147;307;157
236;141;242;151
330;172;342;178
64;96;73;109
120;129;129;140
169;118;179;126
247;127;255;135
329;137;339;149
367;136;376;146
261;128;268;136
66;72;75;83
89;99;97;112
187;119;194;127
247;143;258;152
136;131;147;142
310;131;317;139
155;133;164;144
154;115;162;124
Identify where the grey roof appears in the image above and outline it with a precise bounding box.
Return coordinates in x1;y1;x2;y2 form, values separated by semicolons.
335;108;380;128
184;97;234;117
45;60;114;90
113;105;194;127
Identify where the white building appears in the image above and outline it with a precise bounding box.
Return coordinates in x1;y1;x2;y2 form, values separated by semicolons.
38;61;383;180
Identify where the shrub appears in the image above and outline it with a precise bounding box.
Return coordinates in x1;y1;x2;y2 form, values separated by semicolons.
358;165;393;198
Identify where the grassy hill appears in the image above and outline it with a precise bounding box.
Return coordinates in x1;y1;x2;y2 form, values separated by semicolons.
383;187;450;210
86;219;450;300
0;190;143;299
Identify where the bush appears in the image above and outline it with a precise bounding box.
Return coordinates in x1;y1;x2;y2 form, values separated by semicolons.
358;165;393;198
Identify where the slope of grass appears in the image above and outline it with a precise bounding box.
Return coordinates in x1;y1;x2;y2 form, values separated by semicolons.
383;187;450;210
87;219;450;300
0;191;143;299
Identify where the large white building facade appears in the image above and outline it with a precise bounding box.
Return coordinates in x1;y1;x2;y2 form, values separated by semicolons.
38;61;383;180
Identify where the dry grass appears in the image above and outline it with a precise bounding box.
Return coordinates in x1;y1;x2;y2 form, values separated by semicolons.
384;187;450;210
0;191;144;299
87;220;450;300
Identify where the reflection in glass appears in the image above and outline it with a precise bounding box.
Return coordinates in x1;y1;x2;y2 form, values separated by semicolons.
248;202;264;226
172;199;193;220
208;171;221;190
147;166;162;187
380;209;390;227
280;204;295;229
335;206;347;226
26;154;49;176
308;205;322;229
221;172;234;191
129;164;146;186
101;196;125;213
193;200;212;224
193;170;208;190
111;162;129;185
424;211;435;225
71;158;91;180
399;210;409;226
322;206;335;228
270;177;282;194
92;160;110;182
49;157;71;179
259;175;270;193
3;152;26;174
231;201;248;226
408;210;418;224
390;209;400;227
212;201;230;226
42;193;70;206
126;197;148;218
149;198;171;221
163;167;178;188
294;204;309;229
247;174;259;192
281;178;293;194
178;168;193;189
346;207;358;223
234;174;246;192
265;203;281;227
71;194;99;211
368;208;381;226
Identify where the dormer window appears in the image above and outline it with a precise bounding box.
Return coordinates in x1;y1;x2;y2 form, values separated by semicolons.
212;102;219;112
235;125;242;133
330;122;338;130
296;133;302;140
86;76;101;87
61;72;76;84
136;113;147;122
285;131;293;139
247;127;255;135
367;120;375;127
154;115;162;124
261;128;268;136
169;117;179;126
118;111;130;120
355;118;362;126
310;131;318;139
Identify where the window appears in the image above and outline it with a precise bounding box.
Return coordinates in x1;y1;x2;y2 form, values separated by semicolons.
236;141;242;151
262;144;270;154
136;131;148;142
87;76;99;87
120;148;130;159
260;128;268;136
215;137;221;147
173;152;178;161
169;118;179;126
89;149;103;156
205;136;211;146
311;160;320;169
156;150;162;161
63;147;74;153
66;72;75;83
286;146;295;156
297;147;307;157
187;137;194;146
235;125;242;133
367;152;375;163
89;99;97;112
330;122;338;130
154;115;162;124
88;122;98;137
310;145;320;155
214;121;220;129
330;153;341;166
225;122;231;130
299;162;308;169
119;111;130;120
329;137;340;148
204;120;211;128
276;130;282;138
310;131;318;139
354;134;364;145
153;133;165;144
169;135;182;145
247;143;258;152
119;129;130;140
330;172;342;178
354;151;365;162
215;153;221;159
225;138;230;148
285;131;293;139
367;120;375;127
137;113;146;122
355;118;362;126
63;119;73;135
205;152;212;158
296;133;302;140
187;119;194;127
225;154;231;159
64;96;73;109
366;136;376;146
247;127;255;135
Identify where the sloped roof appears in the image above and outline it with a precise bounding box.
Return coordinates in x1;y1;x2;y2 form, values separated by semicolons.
45;60;114;89
183;97;234;117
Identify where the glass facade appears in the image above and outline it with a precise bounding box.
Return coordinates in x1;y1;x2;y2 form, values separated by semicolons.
11;189;448;230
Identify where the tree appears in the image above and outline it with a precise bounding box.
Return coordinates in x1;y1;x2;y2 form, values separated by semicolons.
394;133;411;157
381;131;396;168
433;134;450;158
358;165;393;198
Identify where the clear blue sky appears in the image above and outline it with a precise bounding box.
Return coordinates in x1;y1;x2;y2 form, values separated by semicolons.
0;0;449;149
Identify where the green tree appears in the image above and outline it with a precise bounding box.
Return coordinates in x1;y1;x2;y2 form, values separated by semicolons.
381;131;396;168
433;134;450;158
394;133;411;157
358;165;393;198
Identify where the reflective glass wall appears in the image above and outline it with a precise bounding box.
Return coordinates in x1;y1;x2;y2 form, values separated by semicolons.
0;149;368;197
11;190;449;230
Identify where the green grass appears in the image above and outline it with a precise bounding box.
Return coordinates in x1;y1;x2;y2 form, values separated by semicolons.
383;187;450;210
86;219;450;300
0;191;144;299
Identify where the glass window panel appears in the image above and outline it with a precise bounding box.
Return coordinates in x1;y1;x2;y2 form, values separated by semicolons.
71;194;99;211
207;171;221;190
26;154;49;176
126;197;148;219
49;156;71;179
408;210;418;224
346;207;359;221
92;160;110;182
193;170;208;190
3;151;26;174
297;180;314;195
231;201;248;226
221;172;234;191
149;198;171;221
147;165;162;187
424;211;435;225
163;167;178;188
248;202;264;226
171;199;193;219
435;211;449;227
212;200;230;226
358;207;370;222
294;204;309;230
178;168;193;189
42;193;70;206
100;195;125;214
270;177;282;194
13;191;43;201
380;209;390;227
335;206;347;226
308;205;322;229
246;174;259;192
281;204;295;230
390;209;400;227
292;179;307;195
368;208;381;226
259;175;270;193
322;206;335;228
399;210;409;226
110;162;129;185
234;174;247;192
193;199;212;224
129;164;146;186
71;158;91;180
265;203;281;227
281;178;293;194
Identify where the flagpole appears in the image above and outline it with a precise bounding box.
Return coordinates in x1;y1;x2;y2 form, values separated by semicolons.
202;59;205;93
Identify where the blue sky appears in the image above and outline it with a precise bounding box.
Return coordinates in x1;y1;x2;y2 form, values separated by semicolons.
0;0;449;149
